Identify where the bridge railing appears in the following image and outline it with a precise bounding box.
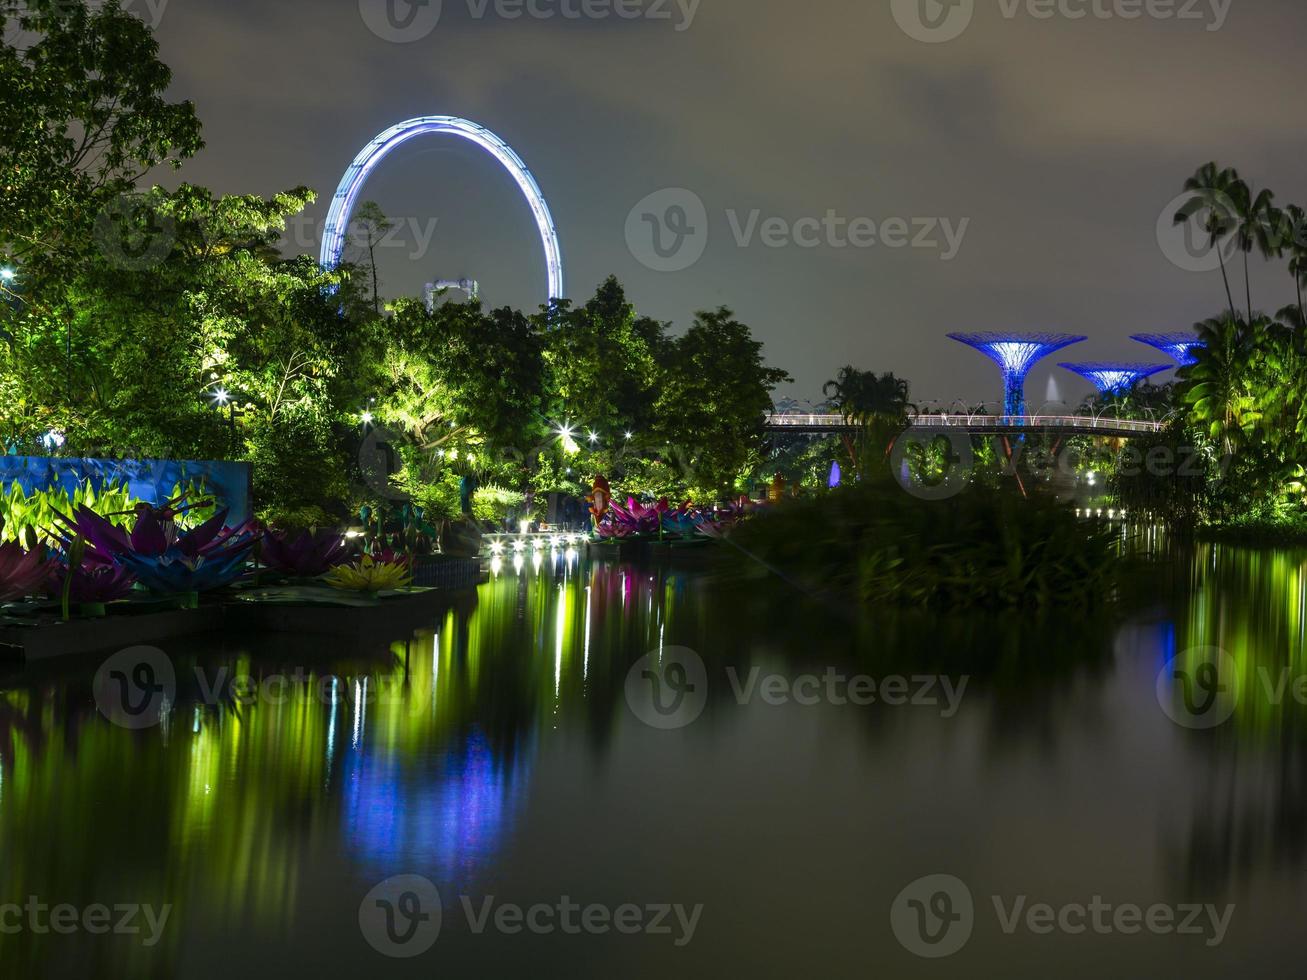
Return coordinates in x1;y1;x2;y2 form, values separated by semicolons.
764;413;1165;434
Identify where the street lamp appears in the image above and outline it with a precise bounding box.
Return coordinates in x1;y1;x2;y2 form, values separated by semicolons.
207;386;238;455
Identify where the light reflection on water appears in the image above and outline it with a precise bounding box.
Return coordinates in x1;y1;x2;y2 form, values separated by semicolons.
0;543;1306;976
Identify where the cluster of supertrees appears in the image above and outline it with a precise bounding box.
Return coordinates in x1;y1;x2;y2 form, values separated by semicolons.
948;332;1205;416
0;494;418;617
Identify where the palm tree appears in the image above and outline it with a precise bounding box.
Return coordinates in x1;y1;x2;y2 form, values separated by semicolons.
1282;204;1307;323
1182;315;1260;454
1175;163;1240;320
822;367;911;467
1228;178;1279;322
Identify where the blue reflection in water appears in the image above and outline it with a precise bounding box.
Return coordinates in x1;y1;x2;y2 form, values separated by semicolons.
342;729;532;887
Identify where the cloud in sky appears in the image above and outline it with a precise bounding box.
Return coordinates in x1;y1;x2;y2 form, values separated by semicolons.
151;0;1307;404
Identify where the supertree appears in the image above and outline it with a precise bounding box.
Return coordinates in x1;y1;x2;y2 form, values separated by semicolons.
948;333;1087;419
1058;362;1173;395
1130;333;1206;367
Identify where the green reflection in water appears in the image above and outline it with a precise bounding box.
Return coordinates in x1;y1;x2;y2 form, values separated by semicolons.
1171;544;1307;732
1;544;1304;974
0;553;690;975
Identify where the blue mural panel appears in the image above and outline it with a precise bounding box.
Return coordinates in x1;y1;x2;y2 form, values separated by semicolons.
0;457;253;525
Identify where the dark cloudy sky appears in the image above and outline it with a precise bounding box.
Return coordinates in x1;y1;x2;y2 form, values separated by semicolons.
144;0;1307;408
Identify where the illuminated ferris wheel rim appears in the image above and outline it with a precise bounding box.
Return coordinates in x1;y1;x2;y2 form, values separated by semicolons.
319;115;565;302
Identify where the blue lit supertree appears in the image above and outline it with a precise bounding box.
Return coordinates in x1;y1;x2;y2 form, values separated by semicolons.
1130;333;1206;367
1057;362;1173;395
948;333;1087;419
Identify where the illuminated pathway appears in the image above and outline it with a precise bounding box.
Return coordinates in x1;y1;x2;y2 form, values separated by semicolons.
765;413;1167;437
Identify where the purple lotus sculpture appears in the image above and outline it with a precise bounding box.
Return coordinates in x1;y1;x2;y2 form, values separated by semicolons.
56;506;256;596
595;497;747;540
0;542;55;602
261;528;349;577
45;562;137;604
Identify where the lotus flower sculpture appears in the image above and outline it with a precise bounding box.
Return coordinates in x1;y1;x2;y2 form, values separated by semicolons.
261;528;349;577
324;554;413;593
56;505;256;596
0;541;55;602
45;561;136;604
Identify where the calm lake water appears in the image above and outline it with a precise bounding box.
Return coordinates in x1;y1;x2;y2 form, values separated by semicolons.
2;543;1307;977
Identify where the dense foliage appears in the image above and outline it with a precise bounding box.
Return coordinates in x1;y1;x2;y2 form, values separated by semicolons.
0;1;790;527
730;480;1124;609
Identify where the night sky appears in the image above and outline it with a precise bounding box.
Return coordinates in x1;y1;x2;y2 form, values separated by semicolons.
145;0;1307;407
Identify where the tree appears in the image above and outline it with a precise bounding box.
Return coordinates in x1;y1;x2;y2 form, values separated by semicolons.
539;276;666;439
653;307;791;500
1181;315;1260;455
1175;163;1240;320
348;201;392;315
1227;178;1279;322
1280;204;1307;324
0;0;202;278
822;366;912;469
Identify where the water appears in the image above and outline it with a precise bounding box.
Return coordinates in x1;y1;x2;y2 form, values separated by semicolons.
2;544;1307;977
